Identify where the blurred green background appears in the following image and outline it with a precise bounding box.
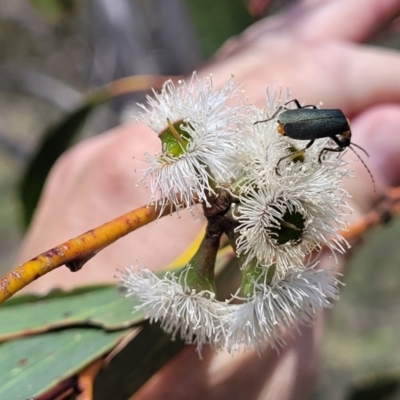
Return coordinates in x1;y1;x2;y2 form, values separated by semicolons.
0;1;400;399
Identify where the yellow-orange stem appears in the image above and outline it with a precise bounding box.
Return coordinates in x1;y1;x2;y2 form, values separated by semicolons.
340;187;400;242
0;203;172;305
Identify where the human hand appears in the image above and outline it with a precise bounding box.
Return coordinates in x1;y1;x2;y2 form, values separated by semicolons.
16;0;400;398
206;0;400;211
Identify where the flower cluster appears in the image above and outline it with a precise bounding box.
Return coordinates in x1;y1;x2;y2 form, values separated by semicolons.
121;264;340;353
122;73;352;354
134;73;245;210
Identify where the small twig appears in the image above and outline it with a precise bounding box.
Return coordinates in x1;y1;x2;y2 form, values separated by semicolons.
341;186;400;242
77;358;105;400
0;202;176;305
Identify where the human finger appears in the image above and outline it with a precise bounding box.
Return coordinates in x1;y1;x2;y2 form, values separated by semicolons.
344;104;400;212
216;0;400;58
208;40;400;114
266;0;400;43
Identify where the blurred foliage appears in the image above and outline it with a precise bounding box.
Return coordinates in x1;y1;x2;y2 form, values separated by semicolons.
346;374;400;400
186;0;254;58
29;0;76;23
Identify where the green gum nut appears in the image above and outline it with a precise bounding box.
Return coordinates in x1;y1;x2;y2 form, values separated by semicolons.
241;262;276;297
159;119;192;157
182;265;215;296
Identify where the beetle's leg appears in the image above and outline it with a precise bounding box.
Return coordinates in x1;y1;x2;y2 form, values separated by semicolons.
304;139;315;149
318;135;347;162
318;147;345;163
330;135;347;148
276;140;315;175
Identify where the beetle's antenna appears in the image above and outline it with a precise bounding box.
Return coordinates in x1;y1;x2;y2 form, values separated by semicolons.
349;145;376;192
351;142;369;157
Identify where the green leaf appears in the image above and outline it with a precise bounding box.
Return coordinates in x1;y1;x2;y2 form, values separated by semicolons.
2;284;110;308
0;328;129;399
0;285;144;341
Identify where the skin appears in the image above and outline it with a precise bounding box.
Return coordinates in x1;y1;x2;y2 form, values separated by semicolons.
16;0;400;398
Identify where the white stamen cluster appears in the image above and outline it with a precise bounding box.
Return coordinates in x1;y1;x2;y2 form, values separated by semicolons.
226;266;340;353
135;73;246;209
121;74;353;354
122;264;340;353
121;265;229;353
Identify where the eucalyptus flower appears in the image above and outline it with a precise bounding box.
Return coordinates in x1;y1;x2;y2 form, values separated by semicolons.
121;264;230;353
135;72;247;210
226;266;341;353
232;95;351;277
